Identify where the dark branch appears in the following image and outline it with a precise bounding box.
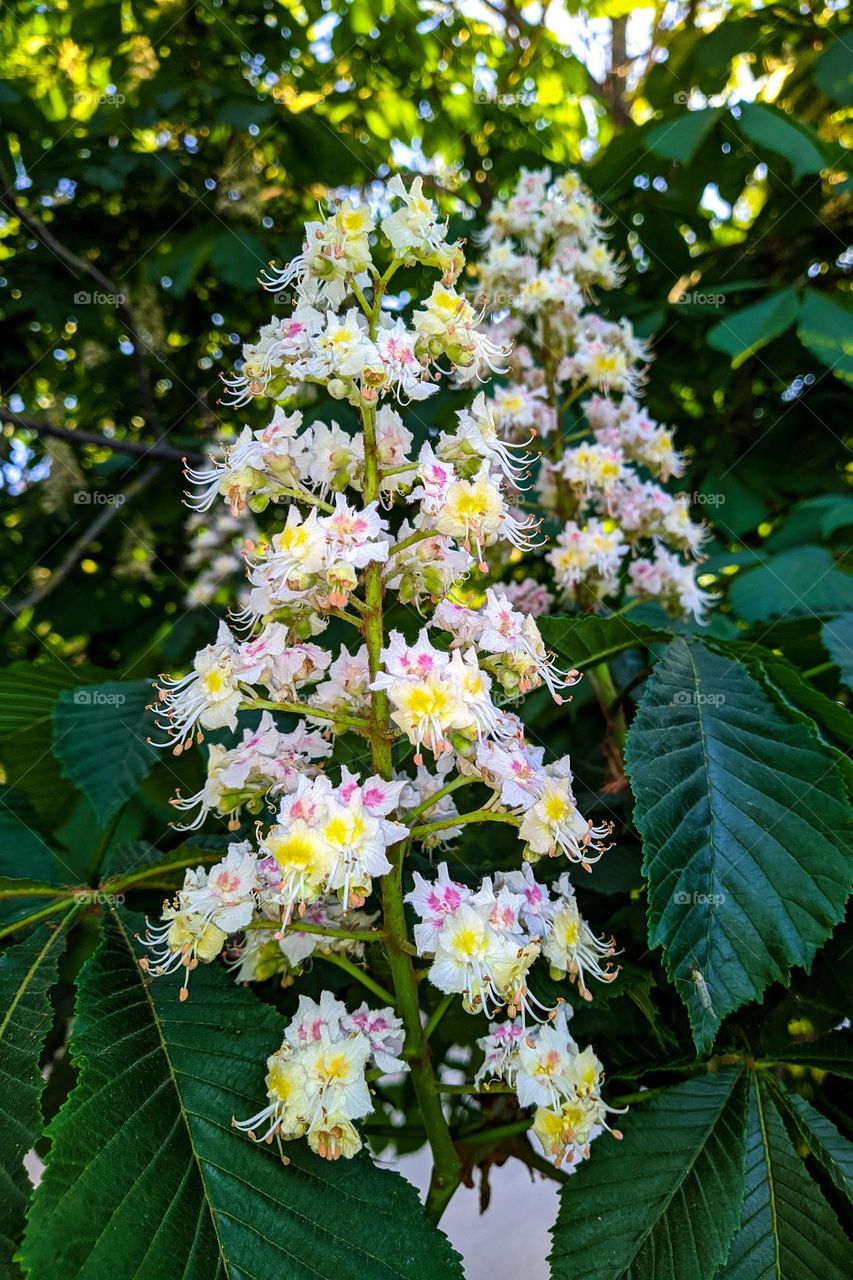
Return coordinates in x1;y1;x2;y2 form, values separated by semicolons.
1;462;163;619
0;406;197;463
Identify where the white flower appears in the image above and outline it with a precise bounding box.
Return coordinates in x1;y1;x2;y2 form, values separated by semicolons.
319;493;390;568
519;777;612;869
261;199;374;307
342;1003;406;1073
179;843;258;933
234;990;407;1161
435;462;542;569
543;875;619;999
152;622;244;753
382;175;454;263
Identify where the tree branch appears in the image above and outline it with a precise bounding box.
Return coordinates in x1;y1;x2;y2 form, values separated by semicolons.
0;406;196;463
1;462;161;619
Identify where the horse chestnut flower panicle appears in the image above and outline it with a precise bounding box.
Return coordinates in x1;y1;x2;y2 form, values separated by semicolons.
143;174;623;1165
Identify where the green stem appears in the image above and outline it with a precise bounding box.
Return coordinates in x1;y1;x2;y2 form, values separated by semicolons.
457;1117;532;1145
409;807;521;843
249;919;385;943
405;774;473;822
380;461;418;479
246;698;369;734
802;660;834;679
327;607;363;628
0;897;77;941
608;597;643;618
277;486;334;514
585;661;628;780
385;528;435;562
360;384;462;1224
88;806;125;887
104;849;222;893
423;993;455;1042
437;1081;515;1094
318;952;396;1005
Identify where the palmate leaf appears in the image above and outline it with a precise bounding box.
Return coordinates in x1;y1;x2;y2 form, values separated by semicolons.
51;682;158;829
625;638;852;1052
22;907;463;1280
716;1078;853;1279
549;1068;748;1280
0;912;77;1269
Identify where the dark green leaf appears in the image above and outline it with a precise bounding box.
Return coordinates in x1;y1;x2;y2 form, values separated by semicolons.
774;1089;853;1204
644;108;723;163
0;662;92;818
822;613;853;689
625;639;852;1052
0;914;76;1267
717;1078;853;1279
52;682;158;829
728;546;853;623
812;38;853;107
549;1068;747;1280
22;908;464;1280
735;103;828;182
797;291;853;383
539;615;669;670
707;288;800;367
764;1031;853;1079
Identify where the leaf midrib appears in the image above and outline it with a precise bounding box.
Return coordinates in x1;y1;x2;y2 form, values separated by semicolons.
615;1068;743;1278
0;908;77;1041
753;1080;783;1280
109;906;234;1278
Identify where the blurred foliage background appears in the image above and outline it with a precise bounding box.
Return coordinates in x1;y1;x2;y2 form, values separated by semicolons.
0;1;851;1244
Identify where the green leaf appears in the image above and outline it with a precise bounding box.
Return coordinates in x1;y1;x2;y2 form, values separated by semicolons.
538;615;669;670
625;639;852;1052
0;791;70;929
22;908;464;1280
0;661;91;818
728;546;853;623
822;613;853;689
52;683;158;830
813;37;853;106
644;108;723;163
549;1068;748;1280
0;914;76;1267
735;103;828;182
718;1079;853;1279
707;288;800;367
774;1089;853;1204
209;231;270;290
797;291;853;384
703;639;853;786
